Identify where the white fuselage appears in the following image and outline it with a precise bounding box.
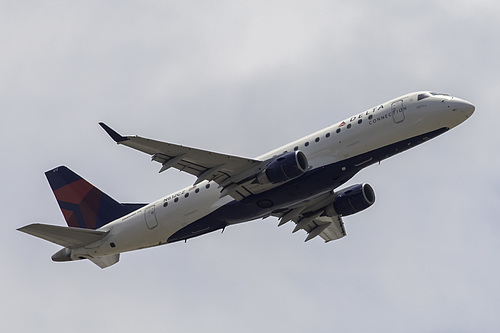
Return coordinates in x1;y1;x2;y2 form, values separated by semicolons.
70;92;474;260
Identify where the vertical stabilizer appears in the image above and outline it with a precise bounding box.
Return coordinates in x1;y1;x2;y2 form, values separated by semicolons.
45;166;145;229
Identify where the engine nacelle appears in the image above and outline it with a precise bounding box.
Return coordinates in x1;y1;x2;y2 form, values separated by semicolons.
332;183;375;216
257;151;308;184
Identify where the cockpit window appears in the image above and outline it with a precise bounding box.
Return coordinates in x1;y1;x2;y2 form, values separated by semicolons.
418;92;450;101
430;92;449;97
417;93;431;101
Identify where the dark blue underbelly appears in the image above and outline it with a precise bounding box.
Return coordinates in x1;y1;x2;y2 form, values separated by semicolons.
167;127;448;243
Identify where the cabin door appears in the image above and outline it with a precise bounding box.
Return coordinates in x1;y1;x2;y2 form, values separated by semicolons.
391;100;406;124
144;205;159;229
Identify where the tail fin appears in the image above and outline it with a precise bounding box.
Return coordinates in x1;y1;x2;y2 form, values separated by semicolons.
46;166;145;229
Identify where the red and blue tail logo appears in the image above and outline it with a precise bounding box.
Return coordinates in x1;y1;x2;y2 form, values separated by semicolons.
46;166;145;229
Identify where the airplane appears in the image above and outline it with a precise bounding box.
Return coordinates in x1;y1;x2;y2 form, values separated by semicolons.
18;91;475;268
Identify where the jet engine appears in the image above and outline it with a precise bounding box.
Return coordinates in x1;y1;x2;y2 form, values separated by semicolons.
256;151;308;184
331;183;375;216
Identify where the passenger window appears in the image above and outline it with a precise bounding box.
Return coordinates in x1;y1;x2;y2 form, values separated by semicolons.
336;128;341;133
326;133;330;138
305;142;309;147
315;137;320;142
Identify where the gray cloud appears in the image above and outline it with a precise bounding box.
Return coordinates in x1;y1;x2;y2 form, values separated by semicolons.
2;1;499;332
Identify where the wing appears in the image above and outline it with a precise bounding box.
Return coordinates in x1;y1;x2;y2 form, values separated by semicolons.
273;191;347;243
100;123;270;200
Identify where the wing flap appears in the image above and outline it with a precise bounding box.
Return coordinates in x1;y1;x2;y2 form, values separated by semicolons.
315;215;347;242
17;223;108;249
294;214;346;242
274;192;347;243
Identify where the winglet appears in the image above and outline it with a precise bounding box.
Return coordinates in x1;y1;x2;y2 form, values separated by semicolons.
99;122;128;143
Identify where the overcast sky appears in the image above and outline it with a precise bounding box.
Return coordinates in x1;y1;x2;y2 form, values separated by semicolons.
2;1;499;332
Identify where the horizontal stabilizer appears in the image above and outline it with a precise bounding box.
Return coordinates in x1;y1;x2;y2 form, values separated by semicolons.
89;254;120;269
17;223;108;249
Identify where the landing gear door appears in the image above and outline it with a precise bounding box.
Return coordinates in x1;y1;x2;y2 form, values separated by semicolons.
144;205;159;229
391;100;406;124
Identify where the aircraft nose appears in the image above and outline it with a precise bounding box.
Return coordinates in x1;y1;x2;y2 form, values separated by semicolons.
451;98;475;118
